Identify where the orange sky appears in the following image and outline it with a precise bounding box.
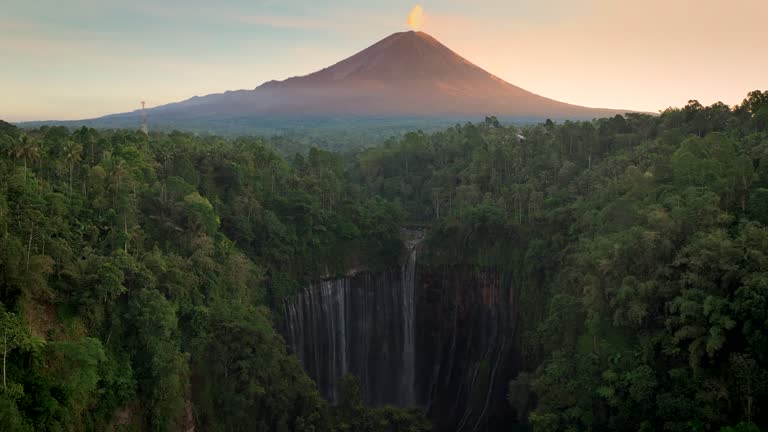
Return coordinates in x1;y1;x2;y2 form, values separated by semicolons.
422;0;768;112
2;0;766;121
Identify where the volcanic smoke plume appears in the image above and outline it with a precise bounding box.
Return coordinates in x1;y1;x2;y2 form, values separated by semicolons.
407;5;424;31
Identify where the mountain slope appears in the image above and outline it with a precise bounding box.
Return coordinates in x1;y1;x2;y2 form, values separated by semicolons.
148;31;623;118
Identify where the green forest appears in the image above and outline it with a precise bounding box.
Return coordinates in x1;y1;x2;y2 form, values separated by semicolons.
1;90;768;431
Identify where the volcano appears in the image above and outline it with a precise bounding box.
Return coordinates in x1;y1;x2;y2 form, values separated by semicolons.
33;31;630;134
152;31;622;118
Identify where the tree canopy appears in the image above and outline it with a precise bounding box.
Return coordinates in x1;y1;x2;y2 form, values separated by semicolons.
0;90;766;431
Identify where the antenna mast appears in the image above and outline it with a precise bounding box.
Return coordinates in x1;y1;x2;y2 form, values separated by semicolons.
141;101;148;134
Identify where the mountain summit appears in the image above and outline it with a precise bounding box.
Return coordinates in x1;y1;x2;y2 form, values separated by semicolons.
159;31;622;118
261;31;491;85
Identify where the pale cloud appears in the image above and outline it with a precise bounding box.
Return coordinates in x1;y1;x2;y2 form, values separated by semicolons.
83;1;389;33
122;2;331;30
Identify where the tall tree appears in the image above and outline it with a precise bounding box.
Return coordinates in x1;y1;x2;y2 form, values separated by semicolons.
0;309;22;391
63;140;83;194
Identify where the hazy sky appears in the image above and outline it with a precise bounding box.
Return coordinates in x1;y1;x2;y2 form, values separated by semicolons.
3;0;766;121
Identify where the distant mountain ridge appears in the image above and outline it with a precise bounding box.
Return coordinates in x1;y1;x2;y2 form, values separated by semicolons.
18;31;633;135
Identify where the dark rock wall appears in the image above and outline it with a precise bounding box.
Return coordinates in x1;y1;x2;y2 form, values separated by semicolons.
283;258;520;431
415;268;519;431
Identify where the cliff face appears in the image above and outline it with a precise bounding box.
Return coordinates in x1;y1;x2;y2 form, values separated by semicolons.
283;247;418;406
415;267;519;431
282;254;520;431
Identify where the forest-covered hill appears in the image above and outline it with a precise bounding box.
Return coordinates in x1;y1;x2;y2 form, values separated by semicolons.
1;90;767;431
0;118;422;431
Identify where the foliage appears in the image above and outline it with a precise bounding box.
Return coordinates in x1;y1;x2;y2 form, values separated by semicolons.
1;89;767;431
330;374;431;432
346;91;768;430
0;123;407;431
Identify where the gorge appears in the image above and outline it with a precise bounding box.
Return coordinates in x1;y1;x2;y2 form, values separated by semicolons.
283;233;523;431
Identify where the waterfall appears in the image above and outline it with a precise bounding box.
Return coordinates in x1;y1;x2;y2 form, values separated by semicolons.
284;237;524;432
399;238;418;405
283;232;423;406
284;271;413;405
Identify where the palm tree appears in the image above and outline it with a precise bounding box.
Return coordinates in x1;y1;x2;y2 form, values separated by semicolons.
63;140;83;193
5;136;25;166
6;134;41;180
72;126;96;164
